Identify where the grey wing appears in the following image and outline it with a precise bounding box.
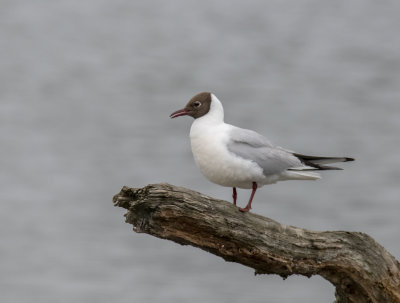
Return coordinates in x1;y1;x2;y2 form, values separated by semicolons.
227;127;302;175
227;127;274;148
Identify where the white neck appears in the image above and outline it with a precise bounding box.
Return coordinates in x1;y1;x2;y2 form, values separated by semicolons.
202;94;224;123
190;94;225;137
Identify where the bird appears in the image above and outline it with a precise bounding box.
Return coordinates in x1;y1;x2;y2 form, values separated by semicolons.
170;92;354;213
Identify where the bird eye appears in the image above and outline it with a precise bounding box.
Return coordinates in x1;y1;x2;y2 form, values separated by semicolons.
193;101;201;107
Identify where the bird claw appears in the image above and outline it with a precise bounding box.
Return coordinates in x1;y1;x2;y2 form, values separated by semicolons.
239;207;251;213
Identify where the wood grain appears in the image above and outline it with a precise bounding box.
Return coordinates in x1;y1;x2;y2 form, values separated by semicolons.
113;183;400;303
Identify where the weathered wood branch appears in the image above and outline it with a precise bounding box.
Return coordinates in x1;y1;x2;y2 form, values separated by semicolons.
113;183;400;303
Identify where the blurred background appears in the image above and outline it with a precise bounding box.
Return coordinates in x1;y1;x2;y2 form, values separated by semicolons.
1;0;399;302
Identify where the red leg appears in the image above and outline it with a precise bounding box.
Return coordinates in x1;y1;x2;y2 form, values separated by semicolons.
239;182;257;213
232;187;237;205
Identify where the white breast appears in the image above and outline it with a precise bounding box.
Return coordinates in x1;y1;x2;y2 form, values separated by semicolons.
190;121;265;189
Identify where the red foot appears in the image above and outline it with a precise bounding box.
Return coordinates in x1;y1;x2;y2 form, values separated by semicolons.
238;182;257;213
239;206;251;213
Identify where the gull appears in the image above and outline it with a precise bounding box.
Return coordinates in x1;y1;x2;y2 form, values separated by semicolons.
170;92;354;212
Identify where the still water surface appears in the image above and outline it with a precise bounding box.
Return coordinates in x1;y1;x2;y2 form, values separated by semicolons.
1;1;399;302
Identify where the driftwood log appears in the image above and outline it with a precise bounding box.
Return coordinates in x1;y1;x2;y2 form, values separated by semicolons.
113;183;400;303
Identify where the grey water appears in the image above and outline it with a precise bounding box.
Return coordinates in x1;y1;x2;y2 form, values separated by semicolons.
1;1;400;302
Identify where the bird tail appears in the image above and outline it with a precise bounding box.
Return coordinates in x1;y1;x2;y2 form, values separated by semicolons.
291;153;354;170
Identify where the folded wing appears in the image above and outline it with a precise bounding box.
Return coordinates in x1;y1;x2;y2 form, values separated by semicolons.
227;126;354;176
227;127;303;175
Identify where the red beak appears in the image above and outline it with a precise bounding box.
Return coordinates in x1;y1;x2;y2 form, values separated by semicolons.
170;108;188;119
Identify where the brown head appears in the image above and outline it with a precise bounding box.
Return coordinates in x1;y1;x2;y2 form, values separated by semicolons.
170;92;212;119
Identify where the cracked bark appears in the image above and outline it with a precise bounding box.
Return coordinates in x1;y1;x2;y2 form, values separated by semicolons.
113;183;400;303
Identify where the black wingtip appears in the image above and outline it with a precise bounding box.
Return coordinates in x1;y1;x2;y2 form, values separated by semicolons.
311;165;345;171
345;157;355;162
320;166;344;170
